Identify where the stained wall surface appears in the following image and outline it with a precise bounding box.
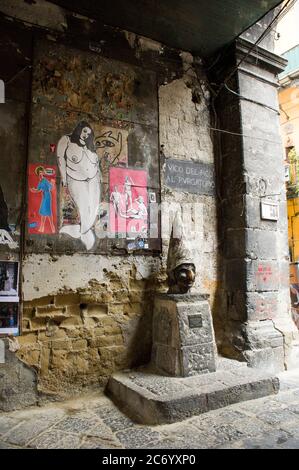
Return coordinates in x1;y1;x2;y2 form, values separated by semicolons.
0;0;218;403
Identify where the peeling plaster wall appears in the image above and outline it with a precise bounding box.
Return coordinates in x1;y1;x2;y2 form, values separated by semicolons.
0;1;218;405
22;255;162;301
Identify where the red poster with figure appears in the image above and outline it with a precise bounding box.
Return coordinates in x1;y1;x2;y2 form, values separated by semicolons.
28;163;57;234
109;167;148;236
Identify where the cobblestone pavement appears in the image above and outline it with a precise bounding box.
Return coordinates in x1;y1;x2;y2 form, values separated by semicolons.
1;369;299;449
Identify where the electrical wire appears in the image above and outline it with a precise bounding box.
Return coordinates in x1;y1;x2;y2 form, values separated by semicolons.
224;83;280;114
207;126;282;144
254;0;298;39
215;0;296;98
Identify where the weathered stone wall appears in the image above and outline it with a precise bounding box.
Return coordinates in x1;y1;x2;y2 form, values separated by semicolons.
210;39;299;372
0;0;218;405
159;64;218;308
19;256;163;398
0;339;38;412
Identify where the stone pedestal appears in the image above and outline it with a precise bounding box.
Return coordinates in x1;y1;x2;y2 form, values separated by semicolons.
151;293;217;376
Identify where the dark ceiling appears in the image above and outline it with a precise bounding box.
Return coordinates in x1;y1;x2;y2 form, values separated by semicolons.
50;0;284;56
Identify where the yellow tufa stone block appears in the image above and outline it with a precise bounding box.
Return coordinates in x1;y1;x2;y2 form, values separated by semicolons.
86;304;108;317
60;317;83;328
17;333;38;346
54;292;80;307
103;324;122;335
24;296;55;308
65;305;82;316
108;304;124;316
89;334;123;348
38;328;67;341
35;305;69;317
51;339;72;350
17;348;41;368
82;317;98;328
50;350;68;370
71;339;88;351
22;319;31;332
22;307;36;320
30;318;47;331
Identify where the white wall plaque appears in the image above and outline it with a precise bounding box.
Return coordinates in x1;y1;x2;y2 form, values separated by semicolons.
260;199;279;221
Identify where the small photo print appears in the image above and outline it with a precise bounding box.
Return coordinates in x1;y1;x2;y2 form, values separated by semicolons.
0;302;19;335
0;261;19;296
0;261;19;297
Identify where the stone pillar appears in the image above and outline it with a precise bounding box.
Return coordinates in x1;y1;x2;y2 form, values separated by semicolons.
211;38;299;372
152;294;217;376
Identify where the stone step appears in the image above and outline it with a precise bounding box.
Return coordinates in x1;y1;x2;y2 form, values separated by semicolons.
106;359;280;424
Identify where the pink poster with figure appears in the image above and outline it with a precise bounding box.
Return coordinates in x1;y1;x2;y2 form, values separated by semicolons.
109;167;148;236
28;164;57;234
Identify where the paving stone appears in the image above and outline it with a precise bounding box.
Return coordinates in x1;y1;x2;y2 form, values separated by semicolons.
28;430;82;449
239;398;284;414
278;371;299;386
279;381;299;391
1;369;299;449
191;409;247;429
233;417;273;438
0;440;22;449
198;423;245;445
287;404;299;415
84;422;116;440
3;411;64;446
273;390;299;404
84;422;123;448
160;424;216;448
53;415;99;434
94;406;134;432
103;416;135;433
277;373;299;391
256;408;299;426
146;439;189;449
215;440;246;449
147;438;210;449
0;416;22;436
277;437;299;449
80;437;122;449
116;427;162;449
241;430;293;449
278;420;299;436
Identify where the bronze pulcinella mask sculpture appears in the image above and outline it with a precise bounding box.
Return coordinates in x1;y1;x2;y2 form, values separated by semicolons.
167;212;196;294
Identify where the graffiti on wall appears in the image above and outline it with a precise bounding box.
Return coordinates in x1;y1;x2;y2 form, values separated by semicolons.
95;126;128;166
57;121;100;251
28;164;57;234
109;167;148;237
29;119;151;250
95;125;128;188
